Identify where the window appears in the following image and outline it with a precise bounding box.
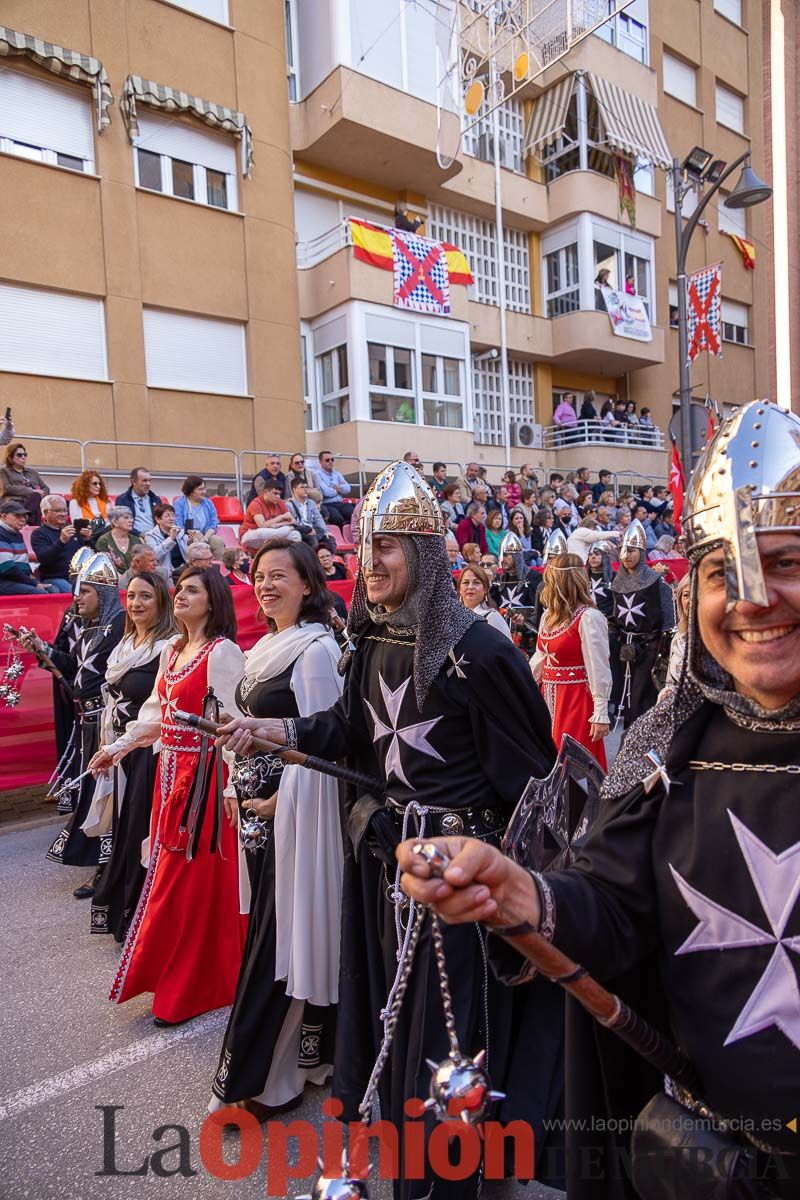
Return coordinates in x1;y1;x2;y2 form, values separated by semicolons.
300;330;313;430
716;84;745;134
594;0;649;63
544;244;580;316
668;282;679;329
349;0;456;109
368;343;416;423
721;299;748;345
0;282;107;380
663;52;697;107
285;0;300;100
0;66;95;173
422;354;463;429
167;0;230;21
317;345;349;428
714;0;743;26
473;358;534;446
428;206;531;313
462;97;526;174
718;192;746;238
142;308;247;394
133;112;238;211
633;157;655;196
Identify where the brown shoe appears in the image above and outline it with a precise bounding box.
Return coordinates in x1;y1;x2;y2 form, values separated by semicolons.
232;1096;303;1123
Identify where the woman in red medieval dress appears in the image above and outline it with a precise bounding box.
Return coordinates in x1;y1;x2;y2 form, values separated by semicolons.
530;552;611;770
90;565;247;1025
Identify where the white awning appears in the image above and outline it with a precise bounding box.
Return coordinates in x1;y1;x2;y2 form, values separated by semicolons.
587;72;671;169
523;76;576;157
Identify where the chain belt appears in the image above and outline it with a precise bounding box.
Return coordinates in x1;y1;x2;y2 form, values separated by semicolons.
690;760;800;775
385;796;505;839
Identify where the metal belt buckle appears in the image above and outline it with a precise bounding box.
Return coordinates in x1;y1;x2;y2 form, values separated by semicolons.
440;812;465;836
481;808;500;829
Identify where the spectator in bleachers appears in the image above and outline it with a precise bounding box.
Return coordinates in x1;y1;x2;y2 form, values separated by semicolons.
615;506;632;534
285;452;322;504
596;505;614;533
116;468;163;535
187;541;215;567
461;542;482;568
240;480;301;550
649;534;681;561
315;450;354;529
480;553;498;579
553;393;578;444
430;461;448;500
221;548;253;587
145;503;191;582
316;544;347;582
247;453;287;505
553;500;574;539
549;472;564;492
286;476;335;552
402;450;422;470
0;500;49;594
438;483;464;532
118;545;159;588
567;518;621;563
174;476;225;559
69;470;109;526
455;501;488;555
0;409;14;446
514;487;538;528
454;461;482;503
591;469;613;503
529;510;552;557
0;442;50;525
486;485;511;529
502;470;521;509
508;507;532;553
95;507;143;574
485;508;506;558
444;531;465;570
30;496;84;592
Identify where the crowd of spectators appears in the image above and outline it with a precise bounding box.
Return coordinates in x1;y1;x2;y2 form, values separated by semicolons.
0;442;680;596
551;392;658;446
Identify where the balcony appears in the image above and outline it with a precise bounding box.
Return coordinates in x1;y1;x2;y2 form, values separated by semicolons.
550;309;665;373
290;66;462;194
541;419;665;452
547;171;662;238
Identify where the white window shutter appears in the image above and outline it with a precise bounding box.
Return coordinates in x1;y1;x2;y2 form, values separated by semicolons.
143;309;247;394
716;84;745;133
668;283;678;307
714;0;742;26
0;67;94;162
0;283;107;379
135;112;238;176
721;299;747;326
168;0;229;21
663;53;696;107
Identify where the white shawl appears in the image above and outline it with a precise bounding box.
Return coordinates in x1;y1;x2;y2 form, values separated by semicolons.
253;624;344;1007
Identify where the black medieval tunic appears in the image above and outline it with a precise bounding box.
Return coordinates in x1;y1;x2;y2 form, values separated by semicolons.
294;618;562;1199
542;702;800;1199
211;666;335;1108
609;576;671;725
90;655;160;940
50;604;81;810
46;611;126;867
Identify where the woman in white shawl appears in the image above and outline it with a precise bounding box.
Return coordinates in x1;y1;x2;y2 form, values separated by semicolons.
86;572;176;940
210;538;344;1120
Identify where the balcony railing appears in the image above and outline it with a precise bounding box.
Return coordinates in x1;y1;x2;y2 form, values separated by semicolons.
296;220;350;269
542;420;665;451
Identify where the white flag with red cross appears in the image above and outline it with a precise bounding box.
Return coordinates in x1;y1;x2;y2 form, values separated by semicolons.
686;263;722;362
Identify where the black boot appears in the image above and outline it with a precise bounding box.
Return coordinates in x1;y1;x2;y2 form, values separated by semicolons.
74;865;104;900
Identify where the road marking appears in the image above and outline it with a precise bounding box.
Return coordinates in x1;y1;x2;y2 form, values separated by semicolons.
0;1009;228;1121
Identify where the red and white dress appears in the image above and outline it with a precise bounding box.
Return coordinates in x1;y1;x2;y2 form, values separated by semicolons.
105;637;248;1022
530;605;611;769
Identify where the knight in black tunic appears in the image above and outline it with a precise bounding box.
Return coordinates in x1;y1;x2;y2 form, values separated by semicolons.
46;553;124;878
397;400;800;1200
217;462;561;1200
609;520;674;725
490;532;541;652
47;546;93;809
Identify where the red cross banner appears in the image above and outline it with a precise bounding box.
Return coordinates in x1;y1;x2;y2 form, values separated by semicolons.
686;263;723;362
669;438;686;535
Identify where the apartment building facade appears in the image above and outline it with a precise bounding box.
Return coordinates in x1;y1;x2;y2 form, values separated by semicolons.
288;0;773;480
0;0;303;482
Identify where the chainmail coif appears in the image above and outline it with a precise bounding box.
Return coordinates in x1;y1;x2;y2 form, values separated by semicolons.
341;535;477;712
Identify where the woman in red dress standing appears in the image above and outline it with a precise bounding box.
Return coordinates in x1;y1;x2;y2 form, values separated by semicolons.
91;565;247;1025
530;552;611;769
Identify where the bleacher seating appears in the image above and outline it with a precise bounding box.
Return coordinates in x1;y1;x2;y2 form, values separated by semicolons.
216;525;241;550
328;524;355;553
212;496;244;523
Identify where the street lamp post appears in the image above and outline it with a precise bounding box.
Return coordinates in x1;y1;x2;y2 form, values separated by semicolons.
673;150;772;476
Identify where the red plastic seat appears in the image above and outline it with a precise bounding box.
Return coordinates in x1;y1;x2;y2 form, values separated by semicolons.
328;524;355;552
212;495;244;523
215;524;241;550
346;554;359;579
22;526;38;562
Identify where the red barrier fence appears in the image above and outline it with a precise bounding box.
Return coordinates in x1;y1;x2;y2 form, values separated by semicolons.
0;580;355;792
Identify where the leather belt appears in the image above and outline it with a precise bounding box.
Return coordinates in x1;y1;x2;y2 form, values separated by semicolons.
385;797;506;841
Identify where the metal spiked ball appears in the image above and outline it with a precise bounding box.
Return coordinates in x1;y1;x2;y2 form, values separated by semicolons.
238;813;267;851
424;1050;505;1125
298;1157;370;1200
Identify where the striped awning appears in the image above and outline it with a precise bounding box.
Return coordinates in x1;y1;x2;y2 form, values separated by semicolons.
0;27;112;133
523;75;576;157
121;75;253;177
587;73;671;170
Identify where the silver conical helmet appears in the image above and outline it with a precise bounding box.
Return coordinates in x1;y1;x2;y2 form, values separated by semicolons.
77;552;119;589
499;531;523;557
684;399;800;607
620;518;648;556
69;546;94;578
359;460;445;571
542;528;568;563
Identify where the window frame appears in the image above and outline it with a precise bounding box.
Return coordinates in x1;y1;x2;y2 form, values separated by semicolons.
662;51;698;108
421;353;465;430
0;66;96;174
721;299;749;346
715;82;745;134
472;357;535;446
368;342;418;425
285;0;300;101
132;115;239;213
544;243;581;317
713;0;743;28
316;344;350;430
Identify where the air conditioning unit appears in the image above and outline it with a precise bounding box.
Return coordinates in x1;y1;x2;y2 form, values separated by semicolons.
510;421;541;448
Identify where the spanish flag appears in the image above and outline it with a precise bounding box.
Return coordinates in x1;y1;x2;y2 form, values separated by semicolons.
349;218;474;286
724;231;756;271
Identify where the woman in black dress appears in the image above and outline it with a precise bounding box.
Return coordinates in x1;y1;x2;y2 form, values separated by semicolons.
210;539;344;1120
89;572;176;940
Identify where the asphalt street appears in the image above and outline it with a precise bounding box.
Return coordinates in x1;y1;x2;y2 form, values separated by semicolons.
0;818;565;1200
